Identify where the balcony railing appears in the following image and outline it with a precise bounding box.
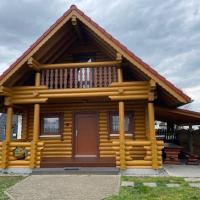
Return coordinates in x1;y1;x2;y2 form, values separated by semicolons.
40;62;119;89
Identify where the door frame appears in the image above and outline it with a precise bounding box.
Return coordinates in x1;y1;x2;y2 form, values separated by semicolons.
72;112;99;158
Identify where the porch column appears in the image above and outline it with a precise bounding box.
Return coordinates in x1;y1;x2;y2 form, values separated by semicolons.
30;103;40;168
119;101;126;169
148;101;159;169
2;106;13;168
5;106;13;142
30;71;41;168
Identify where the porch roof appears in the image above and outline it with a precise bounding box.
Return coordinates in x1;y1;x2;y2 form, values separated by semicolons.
155;107;200;125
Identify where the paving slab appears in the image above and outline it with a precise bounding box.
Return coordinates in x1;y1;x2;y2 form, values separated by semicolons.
189;183;200;188
184;177;200;182
143;182;157;187
121;168;168;176
164;165;200;177
166;183;180;188
5;175;120;200
121;181;134;187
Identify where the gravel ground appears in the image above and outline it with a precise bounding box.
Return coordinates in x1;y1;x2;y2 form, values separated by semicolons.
5;175;120;200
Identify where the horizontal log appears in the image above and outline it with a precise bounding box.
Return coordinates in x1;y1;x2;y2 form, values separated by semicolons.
12;98;48;104
110;81;148;87
115;160;152;166
126;166;154;169
100;155;115;158
112;140;151;146
12;86;48;91
9;142;31;147
8;160;30;165
6;166;30;168
12;87;148;96
40;61;121;69
12;89;148;99
109;95;149;100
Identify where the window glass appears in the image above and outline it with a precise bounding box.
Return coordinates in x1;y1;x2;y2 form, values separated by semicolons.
41;114;62;135
43;117;59;133
109;112;133;134
112;115;119;132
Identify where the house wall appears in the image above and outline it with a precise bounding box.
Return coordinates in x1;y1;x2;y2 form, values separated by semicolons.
25;101;148;162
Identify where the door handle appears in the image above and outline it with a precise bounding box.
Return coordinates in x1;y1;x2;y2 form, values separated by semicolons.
76;130;78;137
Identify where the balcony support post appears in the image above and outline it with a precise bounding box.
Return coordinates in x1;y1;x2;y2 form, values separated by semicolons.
119;101;126;169
148;80;159;169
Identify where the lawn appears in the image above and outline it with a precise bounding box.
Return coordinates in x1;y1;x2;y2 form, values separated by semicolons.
106;176;200;200
0;176;24;200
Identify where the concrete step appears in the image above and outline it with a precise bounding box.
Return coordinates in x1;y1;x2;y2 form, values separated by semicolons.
32;167;120;175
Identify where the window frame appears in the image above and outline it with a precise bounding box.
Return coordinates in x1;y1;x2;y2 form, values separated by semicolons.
108;111;134;137
40;113;63;136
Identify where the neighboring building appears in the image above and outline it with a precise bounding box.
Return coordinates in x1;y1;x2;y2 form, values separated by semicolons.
0;5;200;171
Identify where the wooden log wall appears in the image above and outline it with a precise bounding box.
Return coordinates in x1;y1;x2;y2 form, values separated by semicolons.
25;101;148;164
0;141;43;168
112;140;163;168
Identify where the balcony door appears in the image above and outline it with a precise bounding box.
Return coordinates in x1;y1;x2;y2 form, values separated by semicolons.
74;54;95;88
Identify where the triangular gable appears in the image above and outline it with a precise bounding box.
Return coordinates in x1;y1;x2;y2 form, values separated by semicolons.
0;5;191;104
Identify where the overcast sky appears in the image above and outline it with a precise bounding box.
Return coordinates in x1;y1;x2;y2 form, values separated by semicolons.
0;0;200;111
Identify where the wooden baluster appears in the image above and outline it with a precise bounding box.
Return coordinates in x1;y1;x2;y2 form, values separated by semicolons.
89;68;93;88
70;68;73;88
113;67;117;82
99;67;102;87
80;68;83;88
94;68;97;87
45;70;49;87
50;69;53;89
84;68;87;88
64;69;68;88
75;68;78;88
55;69;58;89
104;67;107;87
60;69;63;89
82;68;84;88
41;70;45;85
108;66;112;85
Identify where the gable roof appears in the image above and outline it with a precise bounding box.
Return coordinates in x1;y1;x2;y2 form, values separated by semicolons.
0;5;191;104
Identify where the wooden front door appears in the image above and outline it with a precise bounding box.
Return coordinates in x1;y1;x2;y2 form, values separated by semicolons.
74;113;98;157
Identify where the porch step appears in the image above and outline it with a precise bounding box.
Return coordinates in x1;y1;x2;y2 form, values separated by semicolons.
40;157;116;168
32;167;119;175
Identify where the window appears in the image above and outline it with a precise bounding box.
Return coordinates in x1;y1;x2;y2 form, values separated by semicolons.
40;114;63;135
108;112;134;136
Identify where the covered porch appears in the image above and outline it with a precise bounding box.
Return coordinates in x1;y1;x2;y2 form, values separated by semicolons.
155;106;200;165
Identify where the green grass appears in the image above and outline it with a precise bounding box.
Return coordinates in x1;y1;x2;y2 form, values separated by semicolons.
0;176;24;200
106;177;200;200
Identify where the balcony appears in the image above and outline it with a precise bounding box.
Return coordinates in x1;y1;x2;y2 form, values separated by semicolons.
1;59;152;105
40;61;118;89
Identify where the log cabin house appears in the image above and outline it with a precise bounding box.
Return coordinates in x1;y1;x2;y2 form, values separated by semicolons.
0;5;199;171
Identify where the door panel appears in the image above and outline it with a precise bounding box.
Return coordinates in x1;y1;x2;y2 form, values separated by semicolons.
74;113;98;157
